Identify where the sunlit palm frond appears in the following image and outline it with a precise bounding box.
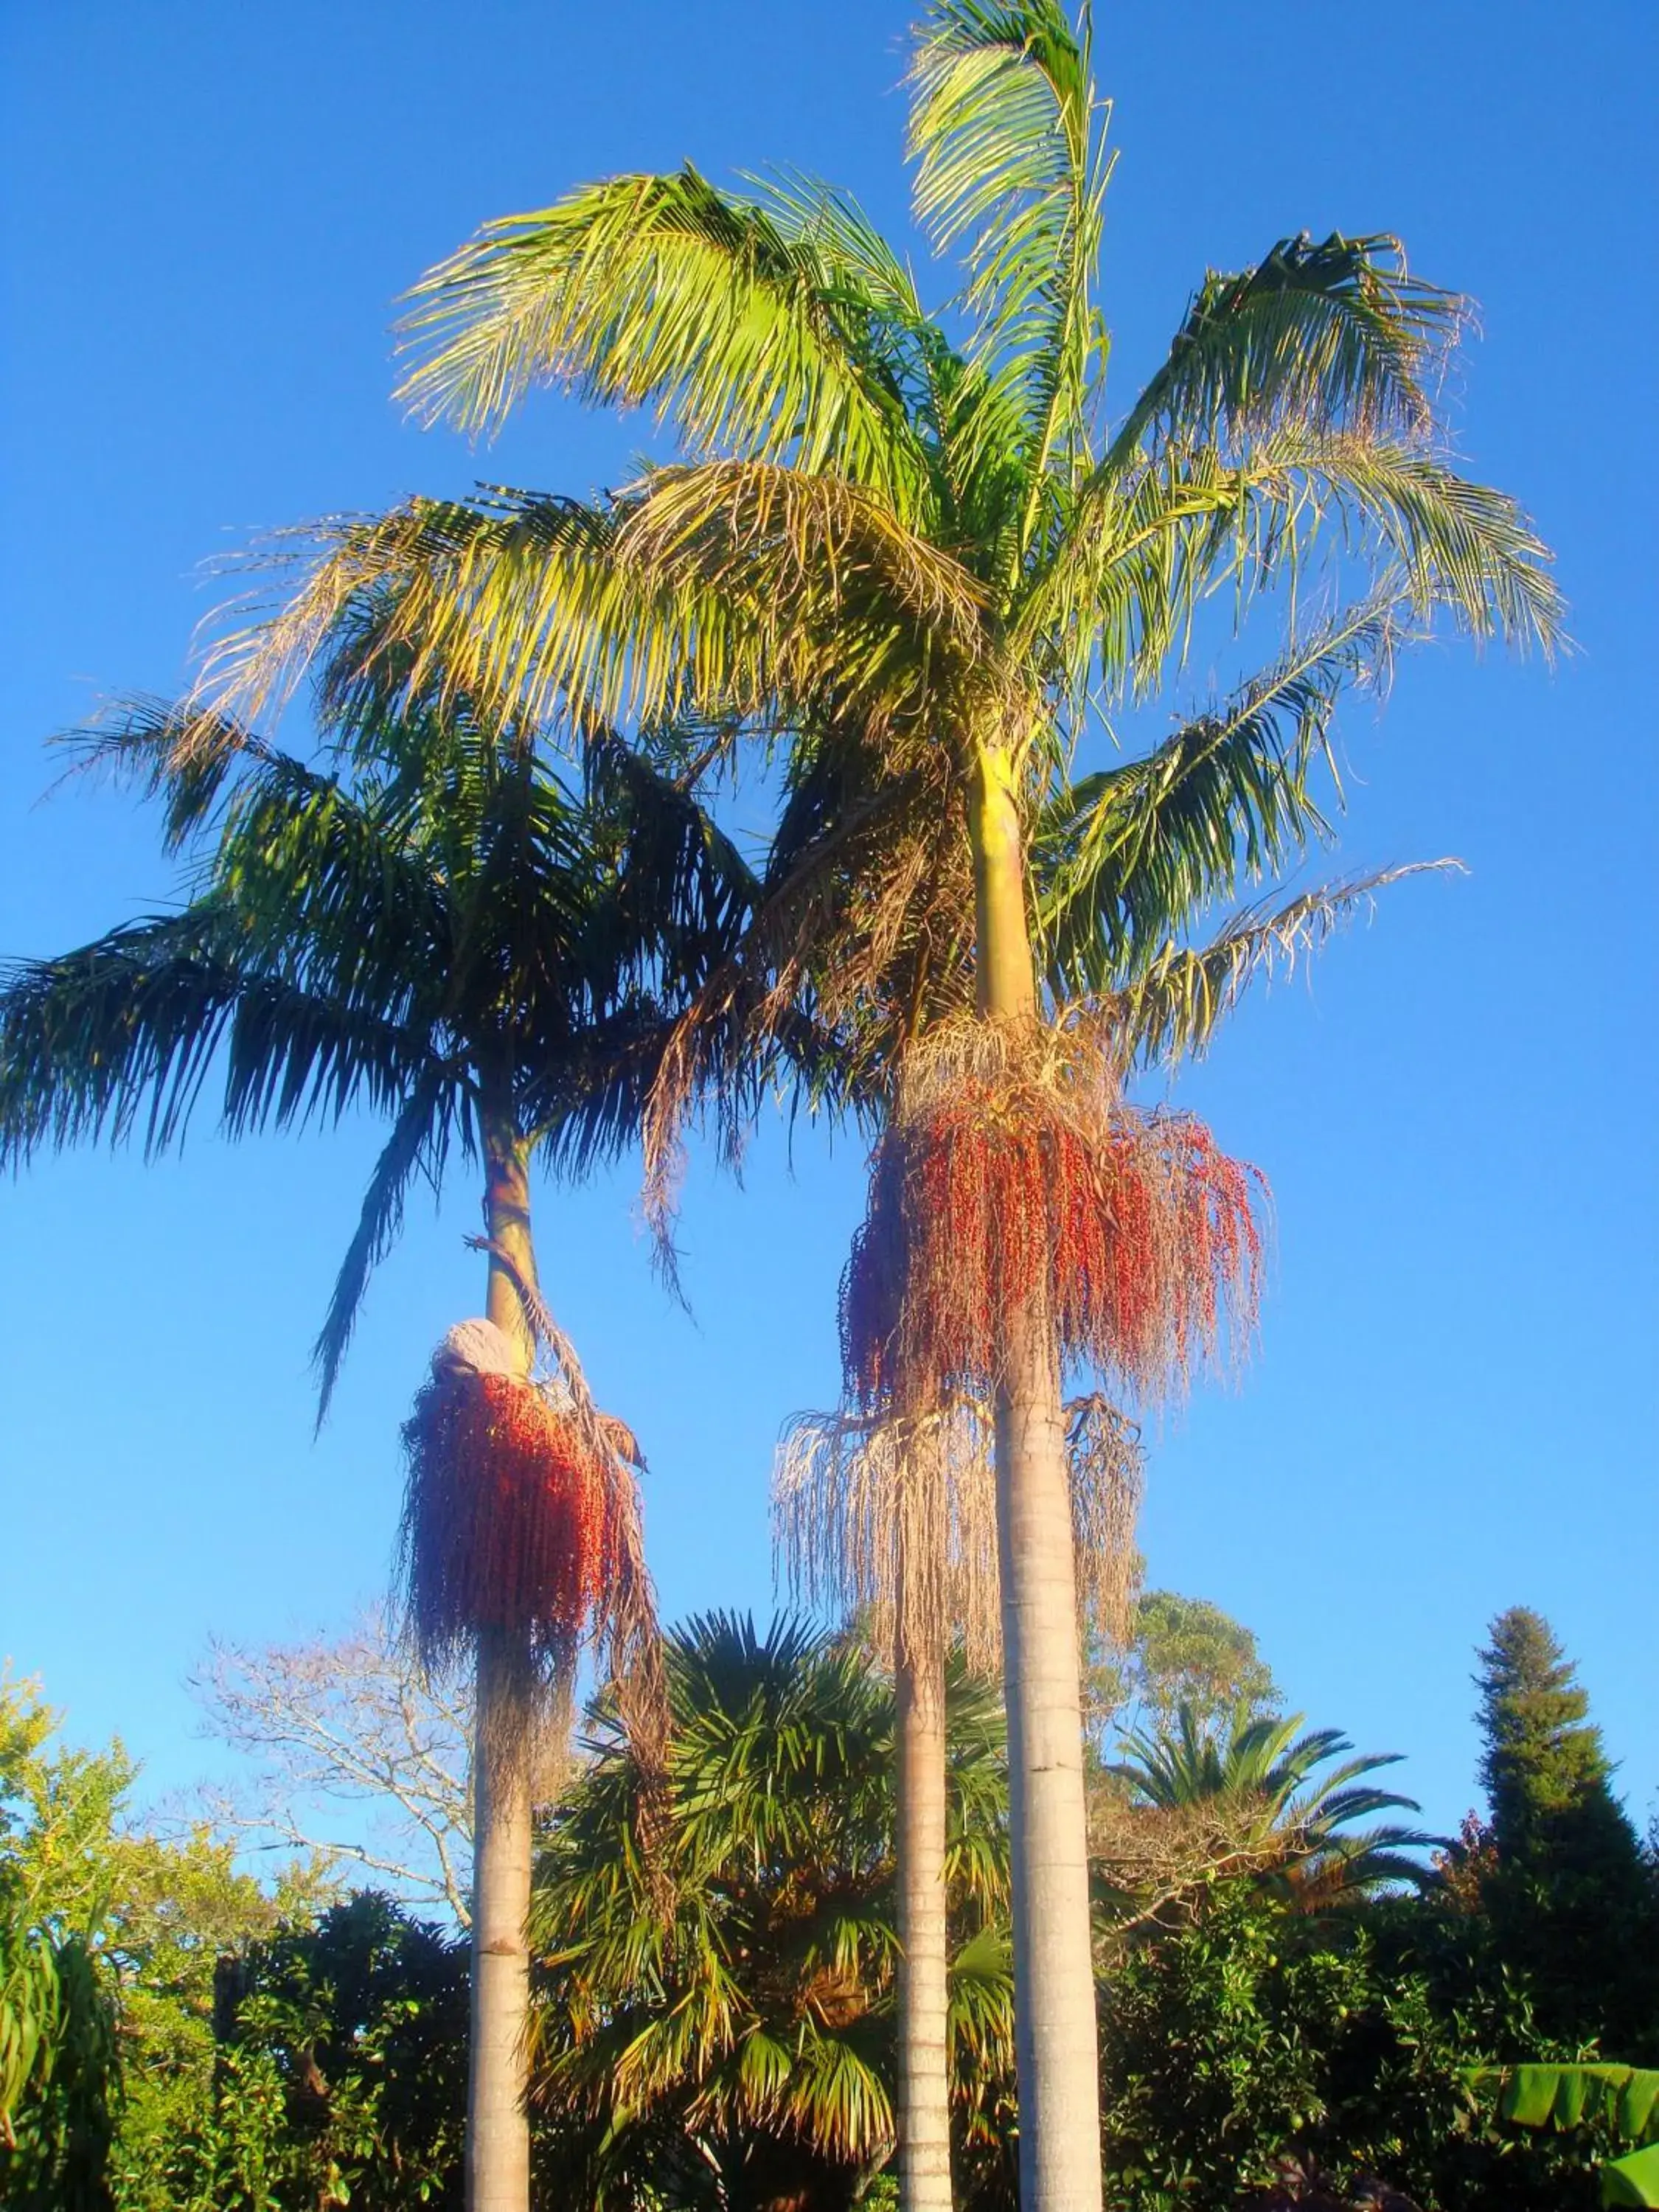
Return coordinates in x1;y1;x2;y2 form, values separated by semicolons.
52;692;289;855
1093;861;1459;1068
1107;231;1462;467
396;165;931;513
908;0;1110;535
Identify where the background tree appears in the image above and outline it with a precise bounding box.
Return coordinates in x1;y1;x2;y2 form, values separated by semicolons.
1087;1590;1281;1750
531;1613;1012;2212
1100;1707;1434;1935
193;1612;471;1927
0;672;750;2212
1473;1607;1658;2054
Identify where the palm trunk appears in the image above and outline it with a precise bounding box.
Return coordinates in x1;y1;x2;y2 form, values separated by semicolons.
896;1638;953;2212
467;1130;535;2212
969;748;1103;2212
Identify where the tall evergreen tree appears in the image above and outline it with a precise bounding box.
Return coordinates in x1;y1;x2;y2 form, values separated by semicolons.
1474;1607;1658;2055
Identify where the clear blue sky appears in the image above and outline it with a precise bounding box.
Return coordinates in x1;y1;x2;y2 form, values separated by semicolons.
1;1;1654;1843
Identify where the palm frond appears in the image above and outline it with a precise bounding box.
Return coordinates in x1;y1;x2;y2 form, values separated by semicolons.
1107;231;1461;467
1034;598;1399;992
1096;861;1460;1068
396;166;931;515
313;1073;461;1422
908;0;1110;540
0;912;431;1169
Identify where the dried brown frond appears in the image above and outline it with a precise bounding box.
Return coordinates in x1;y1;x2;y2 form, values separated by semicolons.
773;1387;1144;1672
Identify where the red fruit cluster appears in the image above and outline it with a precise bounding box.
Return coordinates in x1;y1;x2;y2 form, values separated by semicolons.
840;1078;1262;1413
400;1368;621;1668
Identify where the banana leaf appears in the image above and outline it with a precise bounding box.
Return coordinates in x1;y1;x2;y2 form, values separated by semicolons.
1465;2065;1659;2144
1602;2143;1659;2208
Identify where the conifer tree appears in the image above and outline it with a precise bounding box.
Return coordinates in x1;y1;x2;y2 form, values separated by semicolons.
1475;1607;1658;2054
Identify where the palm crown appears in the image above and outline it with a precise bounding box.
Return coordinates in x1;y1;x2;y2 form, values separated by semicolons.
0;672;750;1411
201;4;1556;956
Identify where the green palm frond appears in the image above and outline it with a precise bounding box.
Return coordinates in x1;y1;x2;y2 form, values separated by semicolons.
0;913;434;1171
1096;861;1458;1068
312;1073;462;1420
53;692;285;855
1034;598;1398;991
908;0;1109;535
1107;231;1461;467
1263;427;1565;650
396;165;931;514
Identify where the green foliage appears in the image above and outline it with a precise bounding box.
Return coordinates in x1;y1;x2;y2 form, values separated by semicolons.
1472;1610;1659;2052
1099;1889;1615;2211
122;1893;467;2212
530;1613;1012;2212
1110;1705;1435;1916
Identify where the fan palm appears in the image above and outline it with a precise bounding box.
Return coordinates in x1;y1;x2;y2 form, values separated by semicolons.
0;672;754;2212
175;9;1561;2205
530;1610;1011;2212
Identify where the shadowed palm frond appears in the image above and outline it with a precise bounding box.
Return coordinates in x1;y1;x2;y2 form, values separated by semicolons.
1107;230;1462;468
0;912;438;1172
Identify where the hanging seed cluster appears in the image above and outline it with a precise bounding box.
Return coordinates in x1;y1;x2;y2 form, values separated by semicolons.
400;1365;623;1675
839;1023;1265;1416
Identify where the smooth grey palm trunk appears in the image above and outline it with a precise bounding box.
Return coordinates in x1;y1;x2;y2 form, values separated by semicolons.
467;1136;537;2212
469;1632;533;2212
897;1645;953;2212
972;749;1104;2212
995;1303;1101;2212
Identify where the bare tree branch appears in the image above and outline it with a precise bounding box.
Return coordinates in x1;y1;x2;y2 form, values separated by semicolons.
191;1607;473;1927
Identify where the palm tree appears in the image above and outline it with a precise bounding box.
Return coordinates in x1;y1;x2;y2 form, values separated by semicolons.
177;10;1562;2203
1105;1705;1437;1927
531;1611;1012;2212
0;675;751;2212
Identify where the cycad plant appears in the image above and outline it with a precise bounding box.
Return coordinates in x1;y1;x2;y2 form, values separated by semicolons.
176;7;1559;2202
0;668;751;2212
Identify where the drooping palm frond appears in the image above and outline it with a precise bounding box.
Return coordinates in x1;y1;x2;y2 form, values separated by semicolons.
1095;861;1460;1070
0;911;439;1172
396;164;932;516
313;1074;462;1419
1106;230;1462;468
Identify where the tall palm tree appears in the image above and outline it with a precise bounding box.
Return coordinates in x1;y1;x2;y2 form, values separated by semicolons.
532;1611;1012;2212
179;11;1562;2204
0;673;751;2212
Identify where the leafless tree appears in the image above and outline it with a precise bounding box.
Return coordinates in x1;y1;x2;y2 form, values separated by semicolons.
192;1608;473;1925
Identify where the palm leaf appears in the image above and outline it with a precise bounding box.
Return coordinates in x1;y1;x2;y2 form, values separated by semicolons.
1107;231;1461;467
312;1071;462;1420
1034;597;1398;990
907;0;1109;540
396;165;931;514
1096;862;1461;1068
